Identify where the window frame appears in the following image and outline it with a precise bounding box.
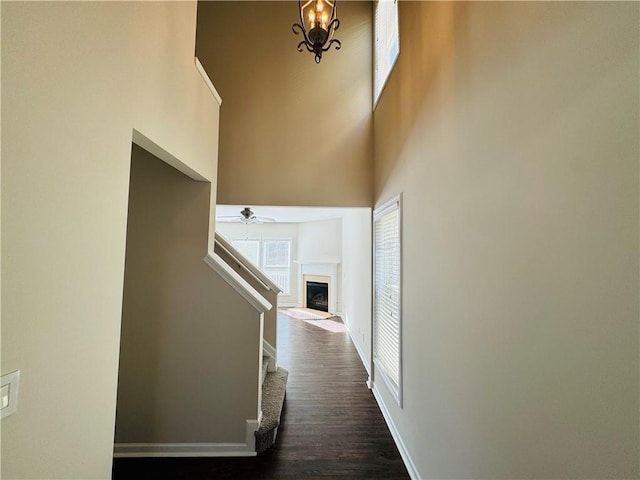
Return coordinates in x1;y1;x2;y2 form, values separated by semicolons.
373;0;400;107
373;193;403;407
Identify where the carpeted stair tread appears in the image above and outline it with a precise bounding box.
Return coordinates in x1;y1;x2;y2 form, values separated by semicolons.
255;367;288;454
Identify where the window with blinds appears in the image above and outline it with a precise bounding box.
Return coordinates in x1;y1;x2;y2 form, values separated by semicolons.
374;0;400;105
231;237;292;295
263;240;291;295
231;239;260;266
373;194;402;406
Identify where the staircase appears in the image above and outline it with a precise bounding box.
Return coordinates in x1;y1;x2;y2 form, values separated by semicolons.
256;363;289;453
214;232;288;454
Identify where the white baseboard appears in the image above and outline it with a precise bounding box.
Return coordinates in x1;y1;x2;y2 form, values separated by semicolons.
113;443;256;458
114;419;259;458
371;384;420;480
277;302;300;308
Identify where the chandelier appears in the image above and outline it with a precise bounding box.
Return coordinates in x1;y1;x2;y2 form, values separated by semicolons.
292;0;341;64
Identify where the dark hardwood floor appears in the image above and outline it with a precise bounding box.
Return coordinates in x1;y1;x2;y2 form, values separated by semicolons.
112;311;410;479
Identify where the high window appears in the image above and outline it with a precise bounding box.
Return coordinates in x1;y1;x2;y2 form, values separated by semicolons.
373;194;402;405
374;0;400;105
231;238;292;295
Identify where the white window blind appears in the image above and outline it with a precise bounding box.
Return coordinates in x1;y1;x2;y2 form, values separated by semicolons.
231;238;293;295
232;239;260;266
263;241;290;268
373;195;402;405
374;0;400;105
263;240;291;294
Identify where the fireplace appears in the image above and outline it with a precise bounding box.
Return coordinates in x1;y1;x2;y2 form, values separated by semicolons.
306;281;329;312
299;262;339;314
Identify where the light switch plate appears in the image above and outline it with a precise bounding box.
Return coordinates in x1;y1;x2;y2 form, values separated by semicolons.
1;370;20;419
1;385;9;408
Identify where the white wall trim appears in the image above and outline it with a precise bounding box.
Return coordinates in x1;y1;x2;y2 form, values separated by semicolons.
114;420;259;458
204;253;271;313
195;57;222;106
245;418;259;452
132;129;210;182
113;443;255;458
263;339;278;372
215;232;283;294
371;384;420;480
278;302;300;308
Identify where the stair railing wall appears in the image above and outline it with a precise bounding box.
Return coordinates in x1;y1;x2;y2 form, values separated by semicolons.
214;233;281;354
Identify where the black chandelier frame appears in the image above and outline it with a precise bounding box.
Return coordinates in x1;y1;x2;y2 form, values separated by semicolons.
292;0;341;64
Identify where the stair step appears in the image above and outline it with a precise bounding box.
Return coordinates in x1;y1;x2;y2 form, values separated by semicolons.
255;367;288;454
261;355;269;384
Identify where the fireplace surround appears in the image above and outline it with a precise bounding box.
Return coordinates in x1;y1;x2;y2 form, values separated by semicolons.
298;262;339;314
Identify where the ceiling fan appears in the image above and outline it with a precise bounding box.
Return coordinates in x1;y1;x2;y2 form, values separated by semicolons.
216;207;276;224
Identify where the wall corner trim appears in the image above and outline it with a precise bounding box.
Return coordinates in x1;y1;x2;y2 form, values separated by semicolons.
195;57;223;106
371;384;421;480
204;253;272;313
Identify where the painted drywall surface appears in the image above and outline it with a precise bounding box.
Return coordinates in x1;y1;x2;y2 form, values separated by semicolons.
196;1;373;207
298;218;343;264
2;2;219;478
373;2;639;478
116;146;258;444
215;245;279;349
217;222;300;307
340;209;372;371
298;218;343;311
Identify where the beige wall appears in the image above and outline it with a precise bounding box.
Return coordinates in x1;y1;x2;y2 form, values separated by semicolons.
373;2;639;478
215;244;279;349
116;146;259;444
298;218;343;310
196;1;373;207
2;2;219;478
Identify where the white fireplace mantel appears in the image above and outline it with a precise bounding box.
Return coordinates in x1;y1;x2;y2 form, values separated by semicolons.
297;261;340;314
